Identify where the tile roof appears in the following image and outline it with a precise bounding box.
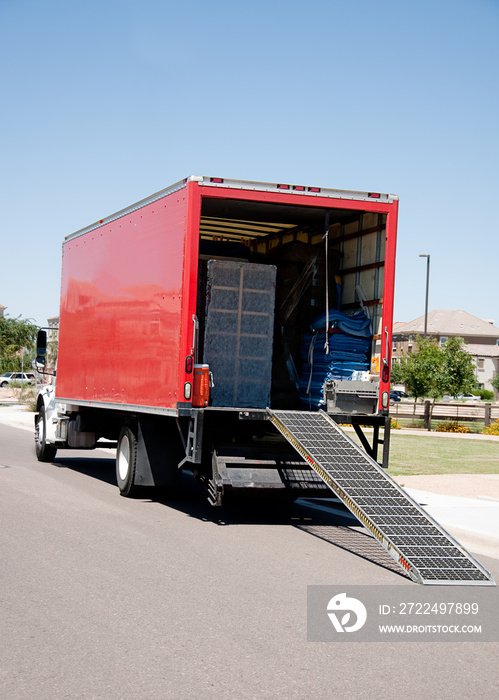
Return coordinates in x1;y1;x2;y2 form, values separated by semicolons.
394;310;499;338
465;344;499;358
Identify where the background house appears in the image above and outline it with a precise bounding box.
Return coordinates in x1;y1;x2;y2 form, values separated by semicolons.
392;309;499;395
47;316;59;342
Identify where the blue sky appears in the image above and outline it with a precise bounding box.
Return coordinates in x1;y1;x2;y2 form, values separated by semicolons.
1;0;498;328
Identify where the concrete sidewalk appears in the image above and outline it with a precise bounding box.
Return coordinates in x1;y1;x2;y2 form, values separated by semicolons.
1;403;498;560
0;403;36;433
392;476;499;560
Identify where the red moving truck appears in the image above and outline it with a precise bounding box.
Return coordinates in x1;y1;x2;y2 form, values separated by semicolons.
35;176;398;503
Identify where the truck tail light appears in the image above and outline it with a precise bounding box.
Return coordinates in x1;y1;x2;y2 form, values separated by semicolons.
184;382;192;400
210;177;224;183
185;355;193;373
308;187;321;193
192;364;210;407
382;365;390;383
381;391;389;408
277;184;290;190
368;192;381;199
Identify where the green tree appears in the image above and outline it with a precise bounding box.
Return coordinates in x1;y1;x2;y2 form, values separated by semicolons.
390;358;406;386
491;373;499;396
399;334;479;428
0;316;38;373
402;336;443;402
436;335;476;398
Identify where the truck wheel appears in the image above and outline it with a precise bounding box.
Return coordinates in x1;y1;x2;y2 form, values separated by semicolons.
116;422;140;497
35;405;57;462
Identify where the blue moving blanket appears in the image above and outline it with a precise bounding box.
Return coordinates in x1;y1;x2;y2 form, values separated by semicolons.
299;311;372;410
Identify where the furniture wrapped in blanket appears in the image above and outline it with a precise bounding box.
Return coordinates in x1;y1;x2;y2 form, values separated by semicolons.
299;310;373;410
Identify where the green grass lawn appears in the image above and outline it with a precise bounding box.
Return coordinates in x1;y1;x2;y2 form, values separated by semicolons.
387;433;499;475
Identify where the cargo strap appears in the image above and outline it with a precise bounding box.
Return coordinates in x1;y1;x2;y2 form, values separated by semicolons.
267;409;494;586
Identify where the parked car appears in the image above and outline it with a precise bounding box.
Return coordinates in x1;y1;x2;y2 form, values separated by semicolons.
390;391;401;402
0;372;36;387
391;390;409;399
442;393;481;402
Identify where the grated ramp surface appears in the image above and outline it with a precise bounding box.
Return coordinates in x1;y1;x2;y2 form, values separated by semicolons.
268;410;494;585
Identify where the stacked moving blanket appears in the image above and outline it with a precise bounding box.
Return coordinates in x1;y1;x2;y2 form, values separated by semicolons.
299;311;372;410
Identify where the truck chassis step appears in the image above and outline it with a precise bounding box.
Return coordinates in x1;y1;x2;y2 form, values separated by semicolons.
268;409;495;586
204;443;331;505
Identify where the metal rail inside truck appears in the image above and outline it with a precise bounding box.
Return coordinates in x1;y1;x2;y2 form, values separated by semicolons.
35;175;495;586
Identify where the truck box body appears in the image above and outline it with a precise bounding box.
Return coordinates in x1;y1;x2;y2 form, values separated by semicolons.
56;176;398;416
56;182;196;410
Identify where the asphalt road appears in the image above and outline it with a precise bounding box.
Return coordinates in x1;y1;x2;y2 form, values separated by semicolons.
1;422;498;700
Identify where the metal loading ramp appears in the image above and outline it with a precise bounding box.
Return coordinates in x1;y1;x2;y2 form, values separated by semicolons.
267;410;495;586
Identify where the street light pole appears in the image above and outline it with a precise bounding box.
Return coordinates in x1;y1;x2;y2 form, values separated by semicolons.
419;254;430;337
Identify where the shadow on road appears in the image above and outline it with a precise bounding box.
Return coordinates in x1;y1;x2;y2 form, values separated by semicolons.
51;455;117;486
51;453;408;581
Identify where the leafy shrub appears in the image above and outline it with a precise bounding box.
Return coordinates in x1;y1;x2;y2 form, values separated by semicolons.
26;397;38;412
12;386;37;410
436;420;471;434
391;418;402;430
482;419;499;436
23;389;37;411
475;389;495;402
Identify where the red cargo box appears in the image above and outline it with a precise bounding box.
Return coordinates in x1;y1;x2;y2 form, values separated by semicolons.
56;180;200;412
56;177;398;415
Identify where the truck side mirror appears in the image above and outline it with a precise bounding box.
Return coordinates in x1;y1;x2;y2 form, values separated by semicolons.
36;329;47;367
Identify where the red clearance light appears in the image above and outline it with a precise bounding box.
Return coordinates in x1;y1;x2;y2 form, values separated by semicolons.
277;184;290;190
210;177;224;183
292;185;305;191
185;355;193;373
308;187;321;193
368;192;381;199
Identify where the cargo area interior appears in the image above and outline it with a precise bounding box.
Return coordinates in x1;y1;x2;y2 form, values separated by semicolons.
195;196;387;411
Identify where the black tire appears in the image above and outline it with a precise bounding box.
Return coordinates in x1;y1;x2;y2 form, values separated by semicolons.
1;381;8;388
35;405;57;462
116;422;140;497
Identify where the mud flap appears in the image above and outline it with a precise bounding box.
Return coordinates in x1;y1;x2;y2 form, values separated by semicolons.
135;417;181;488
